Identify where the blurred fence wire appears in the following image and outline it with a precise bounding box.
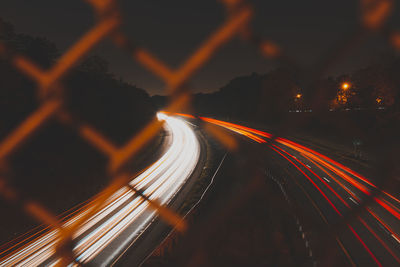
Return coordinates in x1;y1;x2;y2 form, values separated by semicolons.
0;0;399;266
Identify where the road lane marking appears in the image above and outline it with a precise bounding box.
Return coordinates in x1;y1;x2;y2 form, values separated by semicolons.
377;223;391;235
342;185;357;196
306;164;311;168
185;121;197;127
392;234;400;244
343;185;351;192
349;197;358;205
323;177;330;183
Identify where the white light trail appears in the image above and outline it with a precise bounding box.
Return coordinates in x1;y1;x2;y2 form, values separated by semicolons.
0;113;200;266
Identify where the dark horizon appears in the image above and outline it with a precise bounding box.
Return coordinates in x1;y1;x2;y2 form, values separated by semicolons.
1;0;399;95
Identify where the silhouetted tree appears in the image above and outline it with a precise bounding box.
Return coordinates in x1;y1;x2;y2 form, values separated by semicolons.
0;19;156;240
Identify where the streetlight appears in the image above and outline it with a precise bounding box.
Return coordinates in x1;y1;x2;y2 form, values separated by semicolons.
342;82;350;90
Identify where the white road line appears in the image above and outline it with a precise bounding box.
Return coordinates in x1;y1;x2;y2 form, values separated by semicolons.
185;121;197;127
349;197;358;205
323;177;330;183
377;223;391;235
392;234;400;244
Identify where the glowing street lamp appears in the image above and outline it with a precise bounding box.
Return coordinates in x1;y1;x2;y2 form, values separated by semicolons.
342;82;350;90
296;93;302;99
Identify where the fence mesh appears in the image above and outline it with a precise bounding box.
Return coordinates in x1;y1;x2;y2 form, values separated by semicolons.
0;0;399;266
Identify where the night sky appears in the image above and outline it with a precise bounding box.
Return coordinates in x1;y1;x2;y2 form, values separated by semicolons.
1;0;399;95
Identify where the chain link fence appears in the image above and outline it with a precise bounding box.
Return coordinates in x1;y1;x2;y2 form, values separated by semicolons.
0;0;399;266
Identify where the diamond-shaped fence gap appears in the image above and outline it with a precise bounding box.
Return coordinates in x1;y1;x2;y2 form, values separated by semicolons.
0;62;38;140
1;0;95;68
117;0;226;68
63;63;156;146
7;121;109;215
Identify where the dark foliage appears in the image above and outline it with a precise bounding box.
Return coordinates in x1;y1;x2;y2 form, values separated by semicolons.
0;18;155;241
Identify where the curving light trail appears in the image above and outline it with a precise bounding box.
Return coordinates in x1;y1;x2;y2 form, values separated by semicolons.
195;114;400;266
0;113;200;266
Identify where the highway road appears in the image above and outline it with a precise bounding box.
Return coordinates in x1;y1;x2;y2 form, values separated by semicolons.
198;116;400;266
2;112;399;266
0;113;200;266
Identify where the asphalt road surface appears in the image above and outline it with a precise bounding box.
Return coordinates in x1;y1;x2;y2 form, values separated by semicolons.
199;116;400;267
3;112;400;267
